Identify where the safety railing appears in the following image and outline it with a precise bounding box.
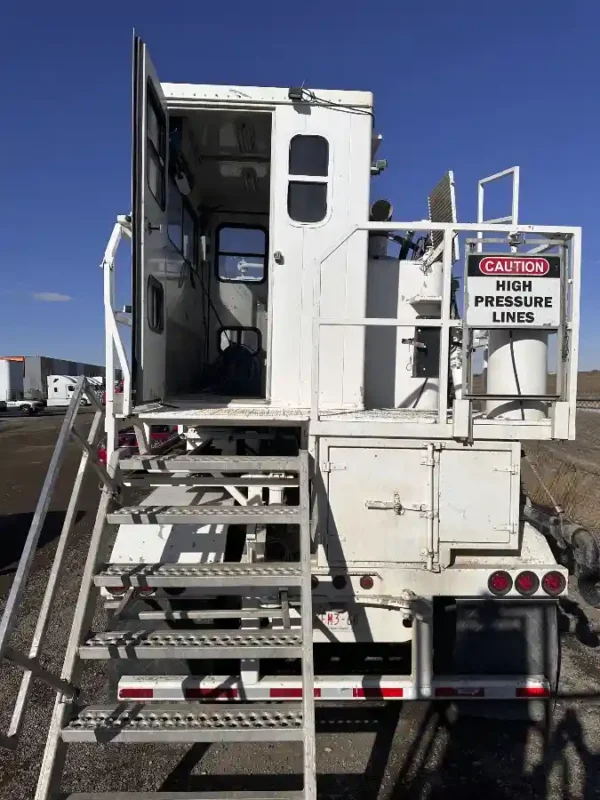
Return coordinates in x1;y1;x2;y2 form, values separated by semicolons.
0;378;119;750
102;215;134;461
310;221;582;438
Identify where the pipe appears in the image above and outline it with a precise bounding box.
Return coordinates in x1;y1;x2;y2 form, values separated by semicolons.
427;443;435;571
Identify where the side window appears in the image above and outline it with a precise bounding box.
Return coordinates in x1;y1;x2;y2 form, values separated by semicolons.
167;178;198;269
147;276;164;333
288;135;329;223
147;82;166;209
217;226;267;283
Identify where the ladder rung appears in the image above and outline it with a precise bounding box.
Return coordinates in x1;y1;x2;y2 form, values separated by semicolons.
60;703;304;744
119;454;302;473
94;562;303;588
79;629;303;660
107;505;300;525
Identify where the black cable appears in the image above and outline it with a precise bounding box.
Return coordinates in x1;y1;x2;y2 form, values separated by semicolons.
303;89;375;121
508;330;525;421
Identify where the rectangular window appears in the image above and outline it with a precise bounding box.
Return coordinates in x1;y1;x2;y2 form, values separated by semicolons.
218;326;261;354
217;225;267;283
147;82;166;209
288;182;327;223
147;276;164;333
183;202;196;264
289;135;329;177
287;135;329;223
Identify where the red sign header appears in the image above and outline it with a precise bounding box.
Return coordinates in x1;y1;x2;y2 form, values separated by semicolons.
479;257;550;276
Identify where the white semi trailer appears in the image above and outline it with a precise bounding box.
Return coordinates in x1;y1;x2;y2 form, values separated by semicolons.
0;37;588;800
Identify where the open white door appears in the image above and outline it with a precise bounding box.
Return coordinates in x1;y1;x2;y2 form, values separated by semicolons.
132;35;168;403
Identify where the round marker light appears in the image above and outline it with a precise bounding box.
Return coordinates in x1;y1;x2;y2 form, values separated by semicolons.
488;570;512;597
360;575;374;590
332;575;347;590
515;571;539;597
542;571;566;597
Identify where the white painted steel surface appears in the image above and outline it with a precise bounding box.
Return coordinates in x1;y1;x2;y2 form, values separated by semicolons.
486;330;549;420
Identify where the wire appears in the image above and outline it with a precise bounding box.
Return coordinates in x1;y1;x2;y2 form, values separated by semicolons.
508;330;525;421
302;89;375;120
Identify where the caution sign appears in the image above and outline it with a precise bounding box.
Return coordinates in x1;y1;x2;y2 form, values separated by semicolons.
466;254;561;328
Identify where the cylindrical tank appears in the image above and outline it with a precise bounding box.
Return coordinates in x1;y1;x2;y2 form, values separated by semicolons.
485;330;548;420
399;259;443;303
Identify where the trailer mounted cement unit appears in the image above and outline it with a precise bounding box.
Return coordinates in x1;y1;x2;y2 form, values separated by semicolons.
0;36;588;800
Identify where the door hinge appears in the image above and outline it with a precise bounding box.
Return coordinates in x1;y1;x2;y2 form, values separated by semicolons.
493;465;519;475
321;462;347;472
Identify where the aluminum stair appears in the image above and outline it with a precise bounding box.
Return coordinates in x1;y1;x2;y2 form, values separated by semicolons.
30;445;316;800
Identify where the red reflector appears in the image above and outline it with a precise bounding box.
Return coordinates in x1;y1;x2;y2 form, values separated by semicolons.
118;687;154;699
541;571;566;596
515;570;539;596
352;687;404;698
488;570;512;596
185;688;239;699
516;686;550;698
435;687;484;698
269;688;322;698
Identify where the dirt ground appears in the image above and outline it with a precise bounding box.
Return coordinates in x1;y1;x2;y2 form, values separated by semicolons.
2;412;600;799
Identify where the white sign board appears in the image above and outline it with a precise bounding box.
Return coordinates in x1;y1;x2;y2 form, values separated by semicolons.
466;255;561;328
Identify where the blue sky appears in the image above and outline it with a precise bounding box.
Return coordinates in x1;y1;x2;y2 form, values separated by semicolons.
1;0;599;368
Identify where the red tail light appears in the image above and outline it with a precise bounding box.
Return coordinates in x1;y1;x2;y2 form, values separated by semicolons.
541;571;566;596
514;571;539;597
119;687;153;699
516;686;550;698
488;570;512;596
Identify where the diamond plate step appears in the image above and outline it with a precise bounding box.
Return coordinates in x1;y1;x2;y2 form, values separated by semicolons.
60;703;304;743
107;505;300;525
79;629;303;659
119;454;302;473
60;793;305;799
94;562;302;589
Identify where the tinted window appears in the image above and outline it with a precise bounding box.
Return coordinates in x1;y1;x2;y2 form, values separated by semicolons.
289;136;329;177
146;82;166;209
288;182;327;223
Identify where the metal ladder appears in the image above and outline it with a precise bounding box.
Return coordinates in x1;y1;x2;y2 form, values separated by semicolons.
0;377;112;751
20;426;317;798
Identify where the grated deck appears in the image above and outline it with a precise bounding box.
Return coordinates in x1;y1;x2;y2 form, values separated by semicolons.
94;562;302;588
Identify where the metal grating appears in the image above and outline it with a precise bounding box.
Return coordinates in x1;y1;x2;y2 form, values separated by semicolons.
79;629;303;659
61;703;304;743
428;170;459;262
107;504;300;525
95;561;302;588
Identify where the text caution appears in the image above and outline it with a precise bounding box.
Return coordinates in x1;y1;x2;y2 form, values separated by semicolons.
466;254;561;328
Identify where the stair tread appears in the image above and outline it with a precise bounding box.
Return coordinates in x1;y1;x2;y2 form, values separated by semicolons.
79;629;303;660
120;453;302;473
61;703;304;743
95;562;302;588
107;505;300;525
60;793;305;799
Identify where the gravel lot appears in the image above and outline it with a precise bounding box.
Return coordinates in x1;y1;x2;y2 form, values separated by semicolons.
1;413;600;799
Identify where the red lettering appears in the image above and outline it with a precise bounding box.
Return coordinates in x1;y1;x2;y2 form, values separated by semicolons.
480;257;550;276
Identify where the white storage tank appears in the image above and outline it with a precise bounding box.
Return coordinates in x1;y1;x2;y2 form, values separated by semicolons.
485;329;548;421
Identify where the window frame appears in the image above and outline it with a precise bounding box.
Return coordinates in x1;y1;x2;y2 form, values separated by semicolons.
146;80;167;210
286;134;331;226
147;275;165;333
215;223;269;285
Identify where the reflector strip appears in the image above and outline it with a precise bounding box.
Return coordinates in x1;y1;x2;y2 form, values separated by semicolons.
269;688;322;698
119;687;154;699
435;687;485;698
353;687;404;698
516;686;550;698
185;687;239;699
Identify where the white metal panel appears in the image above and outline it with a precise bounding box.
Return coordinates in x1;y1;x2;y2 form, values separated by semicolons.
438;448;518;544
326;446;430;565
162;83;373;108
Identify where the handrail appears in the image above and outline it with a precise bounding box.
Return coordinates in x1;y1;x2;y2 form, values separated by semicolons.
0;378;114;750
310;222;581;431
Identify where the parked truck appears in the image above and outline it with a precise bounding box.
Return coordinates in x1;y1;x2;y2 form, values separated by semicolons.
46;375;103;407
0;358;43;414
0;37;590;800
